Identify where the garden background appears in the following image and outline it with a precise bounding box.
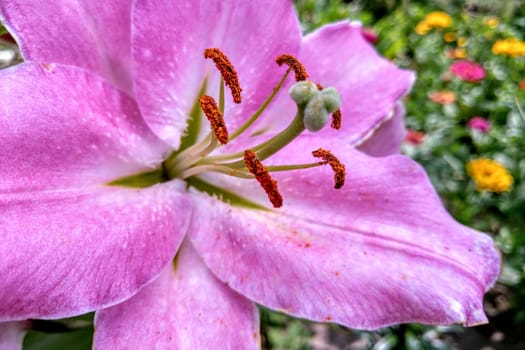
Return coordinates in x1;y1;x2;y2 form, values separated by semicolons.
1;0;524;349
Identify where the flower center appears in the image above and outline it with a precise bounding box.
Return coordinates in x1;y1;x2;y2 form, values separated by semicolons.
111;48;346;208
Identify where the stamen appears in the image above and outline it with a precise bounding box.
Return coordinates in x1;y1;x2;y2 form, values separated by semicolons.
200;95;229;145
331;109;342;130
204;48;242;103
243;150;283;208
312;148;346;189
276;54;309;81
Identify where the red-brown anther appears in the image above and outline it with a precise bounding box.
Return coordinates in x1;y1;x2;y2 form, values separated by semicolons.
276;54;309;81
331;109;342;130
243;150;283;208
316;83;324;91
204;48;242;104
312;148;346;189
199;95;229;144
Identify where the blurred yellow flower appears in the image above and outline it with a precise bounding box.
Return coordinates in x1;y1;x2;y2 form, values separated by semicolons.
415;21;430;35
467;159;513;193
425;12;452;28
415;11;452;35
483;17;499;29
443;32;456;42
457;37;468;47
492;38;525;57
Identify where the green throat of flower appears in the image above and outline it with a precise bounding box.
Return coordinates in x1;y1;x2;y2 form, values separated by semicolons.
110;48;346;208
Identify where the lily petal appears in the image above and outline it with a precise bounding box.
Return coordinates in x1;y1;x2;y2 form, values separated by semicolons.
131;0;301;147
356;103;407;156
94;241;260;349
302;21;414;144
0;62;168;193
0;0;133;93
0;182;190;321
0;321;28;350
188;142;500;329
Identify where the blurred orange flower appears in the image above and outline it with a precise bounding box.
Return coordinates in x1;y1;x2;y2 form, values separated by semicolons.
446;48;468;59
429;90;456;104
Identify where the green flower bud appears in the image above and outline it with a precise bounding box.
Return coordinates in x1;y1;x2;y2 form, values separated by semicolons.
289;81;318;107
320;87;341;113
303;94;329;131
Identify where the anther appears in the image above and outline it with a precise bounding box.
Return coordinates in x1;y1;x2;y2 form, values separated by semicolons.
243;150;283;208
200;95;229;144
204;48;242;103
312;148;346;189
276;54;309;81
331;109;342;130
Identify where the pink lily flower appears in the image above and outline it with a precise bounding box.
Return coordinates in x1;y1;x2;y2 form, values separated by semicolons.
0;1;500;349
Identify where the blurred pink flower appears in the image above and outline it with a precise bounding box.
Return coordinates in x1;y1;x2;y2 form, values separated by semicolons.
405;129;426;145
468;117;491;133
449;60;486;82
361;27;378;44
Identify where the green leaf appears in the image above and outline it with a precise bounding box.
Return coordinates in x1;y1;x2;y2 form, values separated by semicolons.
23;328;93;350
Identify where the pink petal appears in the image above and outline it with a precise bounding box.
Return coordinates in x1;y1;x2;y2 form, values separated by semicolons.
0;322;28;350
356;103;407;156
0;0;133;93
0;182;190;321
131;0;301;147
0;62;168;193
301;21;414;144
94;241;259;349
188;142;500;329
